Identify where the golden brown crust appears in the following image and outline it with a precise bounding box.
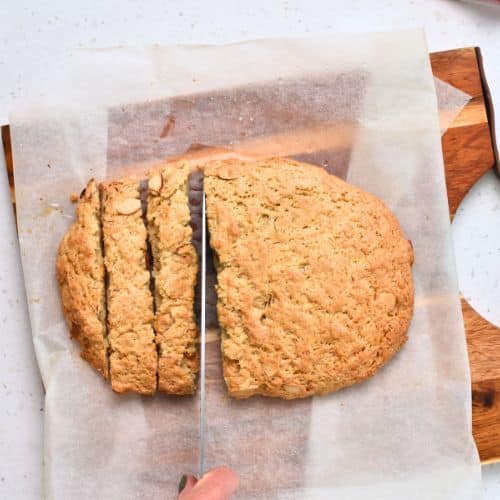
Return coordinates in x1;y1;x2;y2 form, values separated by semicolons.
205;158;414;399
101;177;157;394
56;179;108;379
147;163;199;394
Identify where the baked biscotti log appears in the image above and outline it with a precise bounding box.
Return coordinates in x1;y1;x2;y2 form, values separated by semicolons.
147;163;199;394
204;158;414;399
56;179;108;379
101;177;157;394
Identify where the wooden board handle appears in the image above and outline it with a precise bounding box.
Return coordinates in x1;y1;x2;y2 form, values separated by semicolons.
431;48;498;217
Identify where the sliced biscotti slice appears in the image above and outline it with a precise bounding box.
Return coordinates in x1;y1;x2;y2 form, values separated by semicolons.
101;177;157;394
205;158;414;400
56;179;108;379
147;163;199;394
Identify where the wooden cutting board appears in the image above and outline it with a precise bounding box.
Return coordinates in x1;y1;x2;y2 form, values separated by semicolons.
430;48;500;464
2;47;499;463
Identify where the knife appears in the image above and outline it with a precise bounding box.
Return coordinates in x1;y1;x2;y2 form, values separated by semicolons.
198;190;207;476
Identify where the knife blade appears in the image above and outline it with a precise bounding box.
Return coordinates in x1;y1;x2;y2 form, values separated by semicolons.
198;190;207;476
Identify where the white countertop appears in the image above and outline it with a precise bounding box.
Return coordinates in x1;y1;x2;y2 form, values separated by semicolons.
1;1;499;498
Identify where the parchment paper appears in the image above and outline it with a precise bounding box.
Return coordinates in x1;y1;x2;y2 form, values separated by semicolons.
9;31;481;499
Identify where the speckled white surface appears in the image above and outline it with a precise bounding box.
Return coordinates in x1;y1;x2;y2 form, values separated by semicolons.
0;1;499;498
